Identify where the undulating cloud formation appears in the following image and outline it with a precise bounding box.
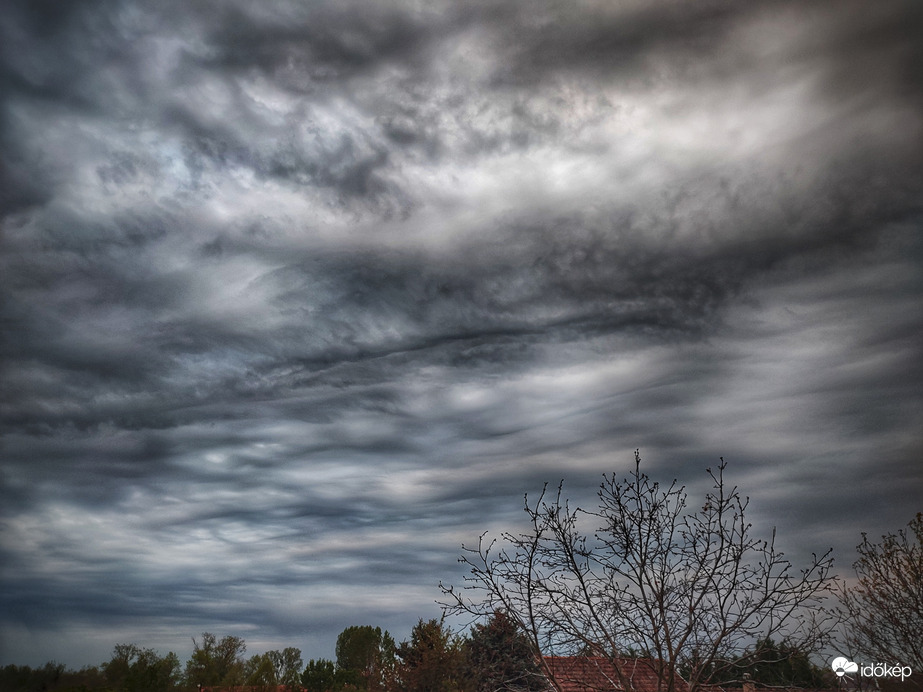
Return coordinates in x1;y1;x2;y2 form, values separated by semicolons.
1;0;922;668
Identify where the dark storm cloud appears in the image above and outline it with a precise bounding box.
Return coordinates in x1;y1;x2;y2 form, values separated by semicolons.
2;0;922;669
189;1;448;77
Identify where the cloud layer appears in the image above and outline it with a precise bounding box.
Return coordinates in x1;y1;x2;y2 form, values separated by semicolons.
2;0;922;668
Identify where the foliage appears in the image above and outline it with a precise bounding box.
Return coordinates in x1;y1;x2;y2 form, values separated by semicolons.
243;648;307;692
0;660;146;692
272;648;305;692
242;648;304;692
244;653;278;692
465;611;544;692
394;619;469;692
694;638;835;688
740;638;834;688
335;626;396;692
183;633;246;688
303;658;351;692
442;453;838;692
0;662;69;692
839;512;923;670
103;644;180;692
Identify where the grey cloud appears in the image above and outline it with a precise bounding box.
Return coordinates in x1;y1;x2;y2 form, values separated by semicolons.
189;1;446;79
482;2;742;86
2;0;922;670
801;3;923;105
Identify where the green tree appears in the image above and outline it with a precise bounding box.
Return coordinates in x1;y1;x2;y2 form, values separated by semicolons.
245;653;278;692
335;626;395;692
395;619;469;692
104;644;180;692
245;648;304;692
741;638;834;688
303;659;346;692
272;648;305;692
184;633;246;688
466;611;544;692
839;512;923;672
691;638;834;689
0;662;109;692
60;664;108;692
0;662;66;692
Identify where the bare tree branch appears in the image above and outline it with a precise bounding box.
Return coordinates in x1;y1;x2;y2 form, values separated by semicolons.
441;453;837;692
839;512;923;671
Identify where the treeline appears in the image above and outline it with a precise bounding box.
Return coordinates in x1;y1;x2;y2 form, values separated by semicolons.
0;612;542;692
1;612;833;692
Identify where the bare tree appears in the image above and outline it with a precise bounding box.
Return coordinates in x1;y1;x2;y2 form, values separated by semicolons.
442;453;837;692
839;512;923;671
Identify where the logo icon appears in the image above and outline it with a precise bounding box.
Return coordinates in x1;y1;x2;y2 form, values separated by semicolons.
831;657;859;677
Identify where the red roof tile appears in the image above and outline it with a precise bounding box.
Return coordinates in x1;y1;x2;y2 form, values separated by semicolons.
542;656;688;692
200;686;301;692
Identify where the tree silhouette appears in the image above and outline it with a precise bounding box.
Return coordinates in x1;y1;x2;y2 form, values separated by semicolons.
839;512;923;674
466;611;545;692
395;619;468;692
442;453;837;692
184;633;246;688
336;626;396;692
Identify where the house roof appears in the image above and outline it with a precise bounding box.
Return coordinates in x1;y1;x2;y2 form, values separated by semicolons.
200;686;299;692
541;658;842;692
542;656;688;692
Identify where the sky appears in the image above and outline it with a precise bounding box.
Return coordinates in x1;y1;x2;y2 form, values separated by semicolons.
1;0;922;671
